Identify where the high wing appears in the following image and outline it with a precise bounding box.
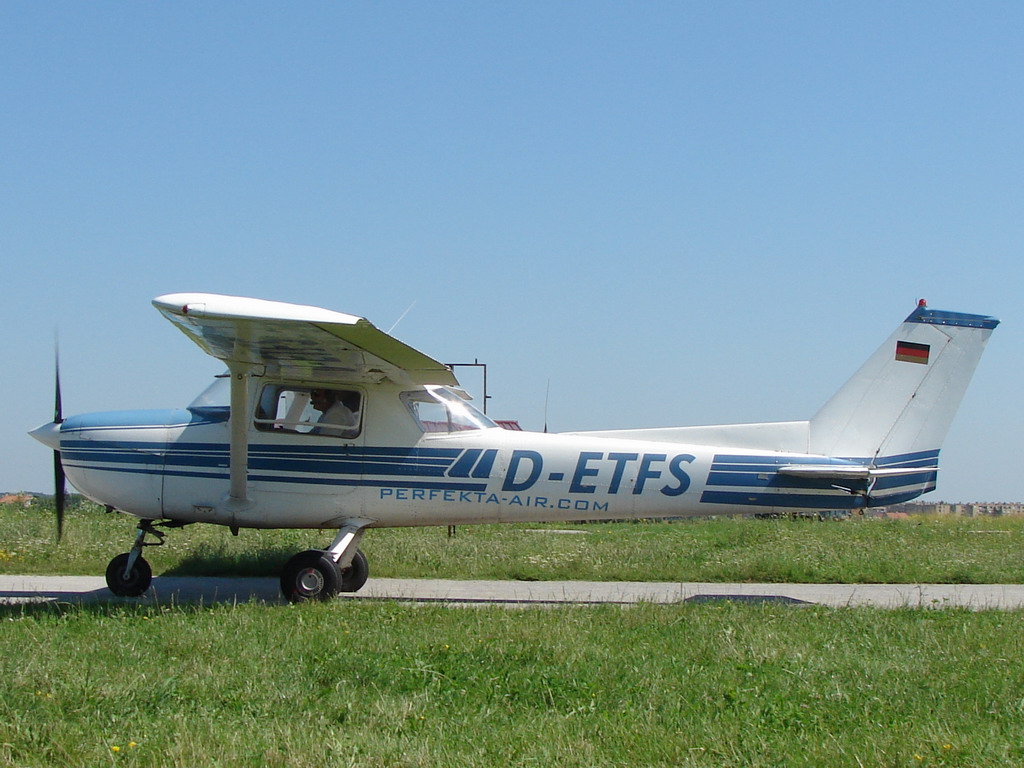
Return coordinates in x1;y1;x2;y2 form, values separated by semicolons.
153;293;457;386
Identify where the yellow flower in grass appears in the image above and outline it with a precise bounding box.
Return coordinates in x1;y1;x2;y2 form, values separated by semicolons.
111;745;121;753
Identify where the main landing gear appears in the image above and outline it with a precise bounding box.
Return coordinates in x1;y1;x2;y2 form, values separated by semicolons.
279;523;371;603
103;518;371;603
279;548;369;602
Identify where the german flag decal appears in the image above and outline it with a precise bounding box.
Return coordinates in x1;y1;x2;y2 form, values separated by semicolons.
896;340;930;364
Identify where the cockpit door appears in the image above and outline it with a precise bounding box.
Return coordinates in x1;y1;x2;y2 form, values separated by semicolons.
247;384;367;522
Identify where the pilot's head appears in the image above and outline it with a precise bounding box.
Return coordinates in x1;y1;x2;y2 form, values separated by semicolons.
310;388;336;412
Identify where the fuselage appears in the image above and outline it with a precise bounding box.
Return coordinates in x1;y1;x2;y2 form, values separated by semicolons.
47;379;938;530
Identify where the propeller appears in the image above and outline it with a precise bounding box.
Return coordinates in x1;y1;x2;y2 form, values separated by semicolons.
52;341;66;541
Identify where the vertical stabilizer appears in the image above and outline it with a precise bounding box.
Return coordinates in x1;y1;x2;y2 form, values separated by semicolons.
809;302;998;462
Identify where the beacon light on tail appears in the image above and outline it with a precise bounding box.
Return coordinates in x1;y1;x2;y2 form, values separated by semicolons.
30;293;998;602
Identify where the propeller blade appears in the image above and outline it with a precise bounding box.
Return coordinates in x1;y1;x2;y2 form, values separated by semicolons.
53;339;63;424
53;336;66;540
54;450;66;541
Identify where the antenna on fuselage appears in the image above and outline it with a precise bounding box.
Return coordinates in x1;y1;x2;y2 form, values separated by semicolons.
543;379;550;433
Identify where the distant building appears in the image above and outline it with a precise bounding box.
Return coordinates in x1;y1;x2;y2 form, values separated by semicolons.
0;493;35;506
879;501;1024;517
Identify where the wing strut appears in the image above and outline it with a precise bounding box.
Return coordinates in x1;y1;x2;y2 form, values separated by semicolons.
227;361;252;508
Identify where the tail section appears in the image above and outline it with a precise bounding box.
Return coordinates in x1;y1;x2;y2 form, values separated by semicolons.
572;301;995;510
809;302;998;466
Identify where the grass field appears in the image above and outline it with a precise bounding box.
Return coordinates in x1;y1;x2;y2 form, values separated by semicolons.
2;600;1023;767
2;499;1024;584
4;500;1024;767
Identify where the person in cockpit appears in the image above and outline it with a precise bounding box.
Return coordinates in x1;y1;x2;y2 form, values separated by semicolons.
310;388;360;436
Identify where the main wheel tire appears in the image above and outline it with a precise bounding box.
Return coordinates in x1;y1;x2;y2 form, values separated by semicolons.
105;553;153;597
280;550;341;603
340;549;369;593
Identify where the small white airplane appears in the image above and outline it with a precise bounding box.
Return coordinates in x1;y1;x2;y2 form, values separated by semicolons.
30;294;998;602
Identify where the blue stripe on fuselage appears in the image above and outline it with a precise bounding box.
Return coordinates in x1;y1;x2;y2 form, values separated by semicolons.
701;450;940;508
58;438;485;490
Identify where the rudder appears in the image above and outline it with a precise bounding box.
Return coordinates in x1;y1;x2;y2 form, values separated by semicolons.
809;302;999;465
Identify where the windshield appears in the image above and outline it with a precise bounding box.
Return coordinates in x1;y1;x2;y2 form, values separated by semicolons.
188;375;231;409
401;387;497;433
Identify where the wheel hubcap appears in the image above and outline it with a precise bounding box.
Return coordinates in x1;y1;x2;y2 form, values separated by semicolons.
297;567;324;594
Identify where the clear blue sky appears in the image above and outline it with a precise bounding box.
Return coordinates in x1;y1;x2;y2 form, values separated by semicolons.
3;2;1021;502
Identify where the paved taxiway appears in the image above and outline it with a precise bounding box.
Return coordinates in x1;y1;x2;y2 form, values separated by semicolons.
2;575;1024;609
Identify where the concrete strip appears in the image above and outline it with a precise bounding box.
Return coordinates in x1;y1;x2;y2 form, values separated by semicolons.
1;575;1024;609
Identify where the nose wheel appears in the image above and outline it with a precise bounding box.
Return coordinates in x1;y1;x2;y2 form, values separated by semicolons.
105;552;152;596
104;519;186;597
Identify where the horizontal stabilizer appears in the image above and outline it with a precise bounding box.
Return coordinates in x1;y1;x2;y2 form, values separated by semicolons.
777;464;939;482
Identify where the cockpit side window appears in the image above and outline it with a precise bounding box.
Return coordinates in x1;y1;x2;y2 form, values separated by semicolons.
400;387;495;433
255;385;362;438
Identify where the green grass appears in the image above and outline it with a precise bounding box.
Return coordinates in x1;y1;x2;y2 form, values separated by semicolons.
3;499;1024;583
4;500;1024;766
2;600;1023;767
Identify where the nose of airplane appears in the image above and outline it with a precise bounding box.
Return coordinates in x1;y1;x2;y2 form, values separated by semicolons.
29;421;62;450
